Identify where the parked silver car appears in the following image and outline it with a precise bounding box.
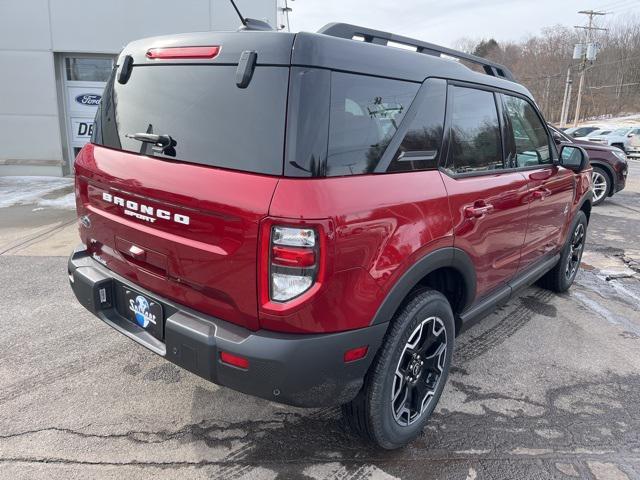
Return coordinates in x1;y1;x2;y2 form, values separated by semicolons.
588;126;640;152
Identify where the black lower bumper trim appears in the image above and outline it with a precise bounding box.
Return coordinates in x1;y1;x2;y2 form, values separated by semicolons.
68;246;387;407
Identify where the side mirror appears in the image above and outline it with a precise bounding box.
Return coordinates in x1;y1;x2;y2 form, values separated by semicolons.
551;131;563;145
559;145;589;172
628;133;635;138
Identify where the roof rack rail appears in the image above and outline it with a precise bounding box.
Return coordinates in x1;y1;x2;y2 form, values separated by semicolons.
317;23;516;83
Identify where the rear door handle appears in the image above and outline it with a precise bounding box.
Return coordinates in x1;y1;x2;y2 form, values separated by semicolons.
464;203;494;218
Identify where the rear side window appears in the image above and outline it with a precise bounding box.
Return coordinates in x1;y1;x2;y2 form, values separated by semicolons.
326;73;419;176
447;86;503;174
388;79;446;173
502;94;551;168
92;65;288;175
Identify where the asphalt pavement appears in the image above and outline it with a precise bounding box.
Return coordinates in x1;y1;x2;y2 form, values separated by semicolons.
0;163;639;479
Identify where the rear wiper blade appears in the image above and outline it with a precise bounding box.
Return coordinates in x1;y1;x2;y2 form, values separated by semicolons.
125;133;172;147
125;133;176;157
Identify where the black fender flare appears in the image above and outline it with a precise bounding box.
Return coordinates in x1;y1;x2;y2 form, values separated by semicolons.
370;247;476;326
576;188;593;223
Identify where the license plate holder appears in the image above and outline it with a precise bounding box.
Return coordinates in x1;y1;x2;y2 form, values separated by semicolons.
121;288;164;340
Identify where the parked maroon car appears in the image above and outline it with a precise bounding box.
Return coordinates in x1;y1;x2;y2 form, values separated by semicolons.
549;125;628;205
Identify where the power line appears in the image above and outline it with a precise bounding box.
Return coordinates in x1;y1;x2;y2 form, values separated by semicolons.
597;0;636;11
589;81;640;89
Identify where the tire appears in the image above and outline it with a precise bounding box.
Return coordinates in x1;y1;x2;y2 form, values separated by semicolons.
537;210;588;293
342;289;455;449
591;166;610;206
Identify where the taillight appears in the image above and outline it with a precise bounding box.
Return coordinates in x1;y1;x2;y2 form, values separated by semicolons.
145;46;220;59
269;226;318;302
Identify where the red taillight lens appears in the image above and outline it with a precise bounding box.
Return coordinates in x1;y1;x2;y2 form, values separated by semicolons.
344;346;368;363
272;245;316;267
219;351;249;369
269;226;318;302
146;46;220;59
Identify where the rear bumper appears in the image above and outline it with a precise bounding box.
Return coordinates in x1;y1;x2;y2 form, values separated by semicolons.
68;245;386;407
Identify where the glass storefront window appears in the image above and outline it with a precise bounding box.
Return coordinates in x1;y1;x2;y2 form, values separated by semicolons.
65;57;114;82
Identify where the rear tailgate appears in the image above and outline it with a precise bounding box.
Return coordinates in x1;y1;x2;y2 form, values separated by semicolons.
74;31;293;330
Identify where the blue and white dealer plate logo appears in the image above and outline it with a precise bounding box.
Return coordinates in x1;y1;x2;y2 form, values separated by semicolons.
129;295;156;328
75;93;102;106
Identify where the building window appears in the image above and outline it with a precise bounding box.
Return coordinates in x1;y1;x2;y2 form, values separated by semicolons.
65;58;114;82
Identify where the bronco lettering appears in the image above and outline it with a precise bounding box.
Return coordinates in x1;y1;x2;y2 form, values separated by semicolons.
102;192;190;225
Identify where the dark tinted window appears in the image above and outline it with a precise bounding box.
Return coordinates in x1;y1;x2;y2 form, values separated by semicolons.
388;80;446;172
503;94;551;168
284;68;331;177
572;127;597;137
326;73;419;176
92;65;288;175
447;86;503;174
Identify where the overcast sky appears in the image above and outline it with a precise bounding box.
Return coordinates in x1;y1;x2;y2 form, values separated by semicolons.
288;0;640;48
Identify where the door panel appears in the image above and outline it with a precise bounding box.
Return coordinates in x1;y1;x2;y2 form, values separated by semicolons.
442;172;529;298
520;166;575;268
498;92;576;270
443;85;529;301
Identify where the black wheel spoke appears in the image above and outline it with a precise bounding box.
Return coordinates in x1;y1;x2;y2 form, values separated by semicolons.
410;378;429;409
418;333;437;355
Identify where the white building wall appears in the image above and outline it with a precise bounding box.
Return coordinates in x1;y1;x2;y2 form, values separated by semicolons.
0;0;62;175
0;0;280;177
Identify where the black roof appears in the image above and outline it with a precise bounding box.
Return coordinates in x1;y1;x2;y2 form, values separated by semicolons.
117;24;532;99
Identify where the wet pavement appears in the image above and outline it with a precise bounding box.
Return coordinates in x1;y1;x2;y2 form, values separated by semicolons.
0;161;639;479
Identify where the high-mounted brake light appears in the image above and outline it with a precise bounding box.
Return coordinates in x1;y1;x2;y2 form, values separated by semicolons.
146;46;220;59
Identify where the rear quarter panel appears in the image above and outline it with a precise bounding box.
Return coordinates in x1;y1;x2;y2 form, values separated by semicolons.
266;171;453;333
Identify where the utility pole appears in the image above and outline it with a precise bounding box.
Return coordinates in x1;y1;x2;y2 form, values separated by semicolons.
560;67;572;127
572;10;607;127
542;75;551;118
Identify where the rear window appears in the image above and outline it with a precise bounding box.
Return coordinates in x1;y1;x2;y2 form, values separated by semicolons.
92;65;288;175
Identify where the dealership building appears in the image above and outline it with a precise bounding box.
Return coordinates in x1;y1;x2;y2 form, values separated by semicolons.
0;0;289;177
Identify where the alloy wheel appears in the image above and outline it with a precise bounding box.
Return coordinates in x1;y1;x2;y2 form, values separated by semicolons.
591;171;608;203
565;223;585;281
391;316;447;426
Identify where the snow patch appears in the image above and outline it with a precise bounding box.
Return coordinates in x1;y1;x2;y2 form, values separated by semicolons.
0;176;74;209
36;192;76;209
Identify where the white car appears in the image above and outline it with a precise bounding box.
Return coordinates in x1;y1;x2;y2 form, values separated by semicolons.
627;133;640;158
588;126;640;152
574;129;614;141
563;125;610;138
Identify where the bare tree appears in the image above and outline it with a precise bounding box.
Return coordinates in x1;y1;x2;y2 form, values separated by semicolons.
457;15;640;123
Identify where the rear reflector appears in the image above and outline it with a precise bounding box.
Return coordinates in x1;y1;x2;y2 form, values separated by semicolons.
219;351;249;369
146;46;220;59
344;346;368;363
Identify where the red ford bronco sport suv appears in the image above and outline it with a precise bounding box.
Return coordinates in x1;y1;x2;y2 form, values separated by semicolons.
68;23;593;449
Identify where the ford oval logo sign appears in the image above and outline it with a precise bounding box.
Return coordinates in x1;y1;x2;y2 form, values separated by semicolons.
75;93;102;106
